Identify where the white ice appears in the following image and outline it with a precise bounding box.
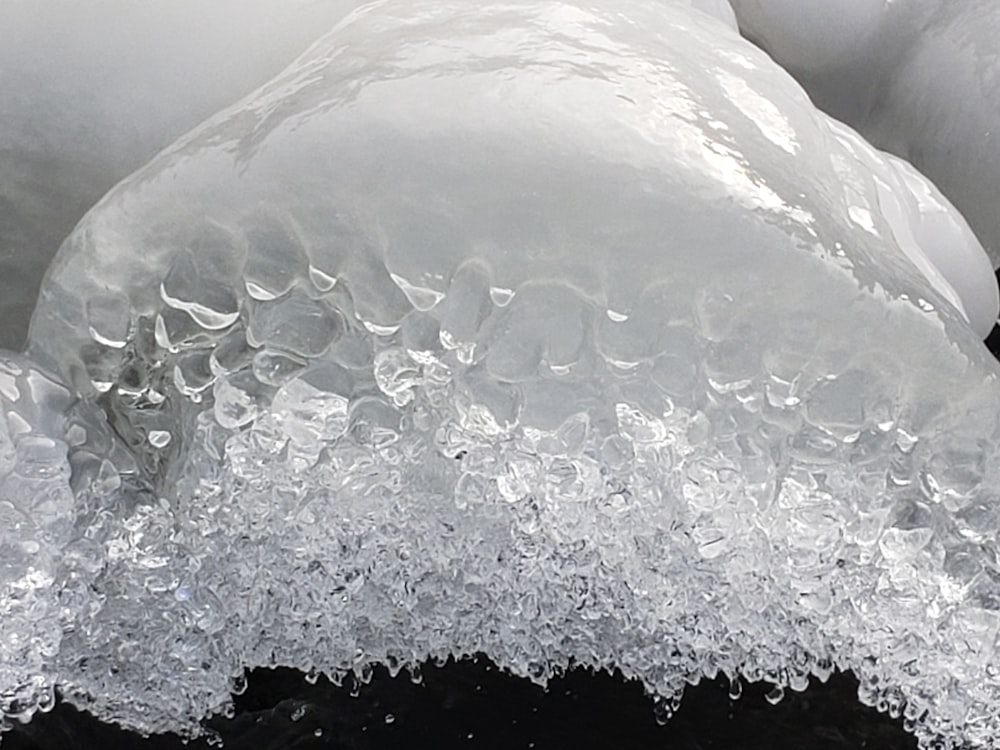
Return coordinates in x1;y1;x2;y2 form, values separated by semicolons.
4;2;1000;750
730;0;1000;270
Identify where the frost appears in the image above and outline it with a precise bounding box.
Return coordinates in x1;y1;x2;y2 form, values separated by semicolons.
3;2;1000;750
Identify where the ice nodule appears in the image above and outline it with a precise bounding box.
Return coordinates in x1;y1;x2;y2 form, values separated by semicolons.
4;2;1000;749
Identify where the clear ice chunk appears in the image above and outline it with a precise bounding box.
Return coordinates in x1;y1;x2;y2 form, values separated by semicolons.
4;2;1000;749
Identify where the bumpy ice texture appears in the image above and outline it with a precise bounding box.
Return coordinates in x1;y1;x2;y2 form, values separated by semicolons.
6;1;1000;748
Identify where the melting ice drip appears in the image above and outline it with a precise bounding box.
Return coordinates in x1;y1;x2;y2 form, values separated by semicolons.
4;2;1000;749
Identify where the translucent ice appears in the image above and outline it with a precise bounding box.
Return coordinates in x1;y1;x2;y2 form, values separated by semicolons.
0;352;134;726
5;2;1000;749
824;119;998;339
730;0;1000;267
0;0;358;350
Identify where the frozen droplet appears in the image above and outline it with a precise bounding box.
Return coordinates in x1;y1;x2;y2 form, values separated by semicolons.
209;328;254;377
653;697;674;725
606;308;629;322
65;424;87;446
308;264;338;291
764;685;785;705
154;308;213;352
879;527;933;562
174;350;215;398
245;281;280;301
615;403;667;444
373;348;421;407
86;294;130;349
489;286;515;306
728;675;742;700
0;370;19;402
253;349;306;387
148;430;172;448
247;289;342;358
391;272;445;311
438;261;493;345
213;373;262;430
243;213;308;301
361;319;400;336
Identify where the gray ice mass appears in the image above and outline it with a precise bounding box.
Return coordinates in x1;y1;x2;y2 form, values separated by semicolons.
4;2;1000;750
730;0;1000;269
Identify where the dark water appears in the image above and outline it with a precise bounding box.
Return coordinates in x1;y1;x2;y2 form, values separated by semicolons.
12;272;1000;750
7;660;916;750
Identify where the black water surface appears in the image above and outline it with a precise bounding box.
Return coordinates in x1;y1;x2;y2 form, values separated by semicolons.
7;659;917;750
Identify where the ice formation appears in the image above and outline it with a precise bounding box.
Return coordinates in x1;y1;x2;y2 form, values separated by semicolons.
730;0;1000;268
4;1;1000;749
0;0;358;351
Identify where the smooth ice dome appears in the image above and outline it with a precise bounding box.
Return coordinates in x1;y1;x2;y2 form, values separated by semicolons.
5;2;1000;750
824;119;998;339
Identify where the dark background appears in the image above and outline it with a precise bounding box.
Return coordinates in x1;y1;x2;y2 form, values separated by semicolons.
5;660;919;750
12;273;1000;750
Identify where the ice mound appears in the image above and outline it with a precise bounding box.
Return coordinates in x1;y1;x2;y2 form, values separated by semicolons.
730;0;1000;268
6;1;1000;748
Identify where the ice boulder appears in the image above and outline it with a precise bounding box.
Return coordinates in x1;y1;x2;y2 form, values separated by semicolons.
4;1;1000;749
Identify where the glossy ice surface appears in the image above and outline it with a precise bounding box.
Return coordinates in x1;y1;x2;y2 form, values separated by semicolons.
0;0;359;351
4;2;1000;749
732;0;1000;268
